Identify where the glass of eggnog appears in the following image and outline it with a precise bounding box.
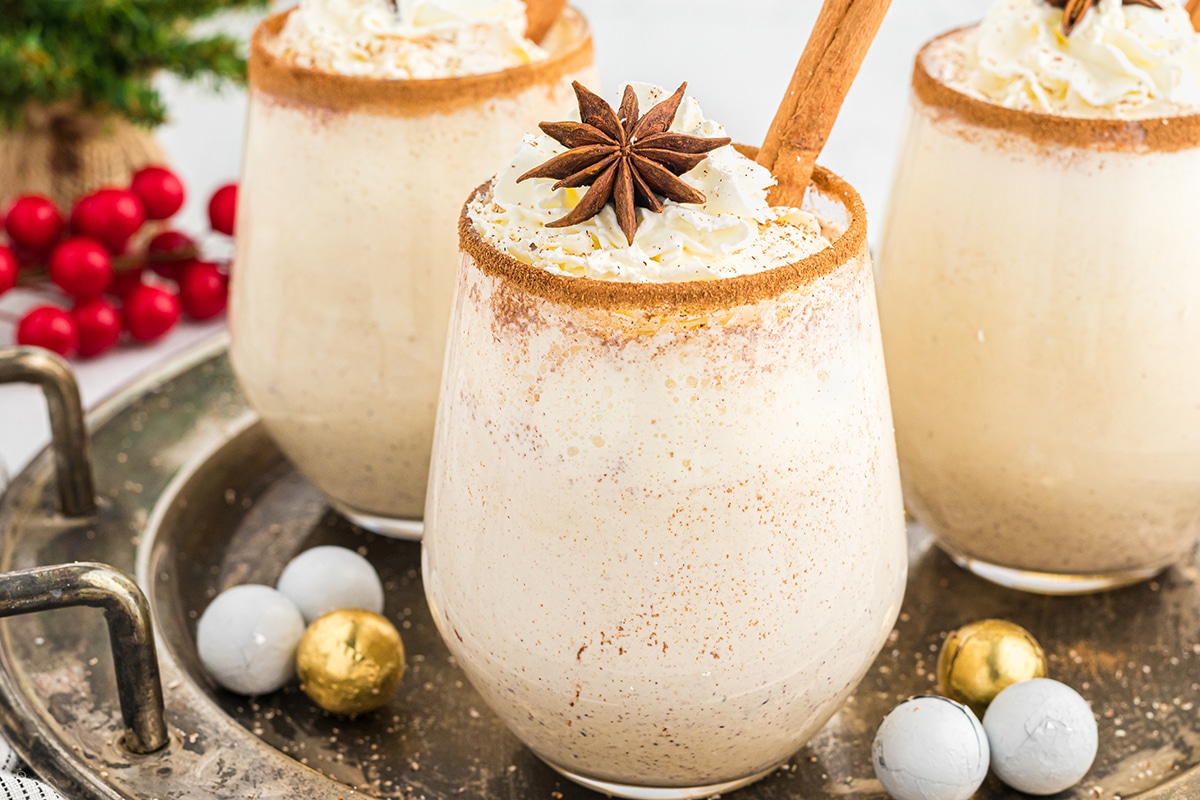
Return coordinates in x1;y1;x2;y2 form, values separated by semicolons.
230;0;595;537
423;82;907;799
877;0;1200;593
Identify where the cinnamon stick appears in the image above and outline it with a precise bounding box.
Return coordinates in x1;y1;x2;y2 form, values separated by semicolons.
525;0;567;44
1188;0;1200;32
758;0;893;207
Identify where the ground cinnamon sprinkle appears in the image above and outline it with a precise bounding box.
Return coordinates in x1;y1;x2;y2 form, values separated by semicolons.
249;10;594;118
458;164;868;317
912;29;1200;153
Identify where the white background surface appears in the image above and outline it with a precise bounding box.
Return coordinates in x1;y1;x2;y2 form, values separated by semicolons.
0;0;993;480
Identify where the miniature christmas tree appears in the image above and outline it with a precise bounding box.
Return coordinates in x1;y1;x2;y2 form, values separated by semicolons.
0;0;267;207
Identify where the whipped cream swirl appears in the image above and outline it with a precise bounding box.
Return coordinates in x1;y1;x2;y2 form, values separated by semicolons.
469;83;831;283
276;0;547;79
935;0;1200;117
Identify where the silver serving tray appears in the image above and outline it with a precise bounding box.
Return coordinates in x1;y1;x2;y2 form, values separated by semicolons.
0;336;1197;799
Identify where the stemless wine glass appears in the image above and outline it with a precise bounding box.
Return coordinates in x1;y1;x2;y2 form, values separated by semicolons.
423;166;907;799
877;29;1200;593
230;9;595;537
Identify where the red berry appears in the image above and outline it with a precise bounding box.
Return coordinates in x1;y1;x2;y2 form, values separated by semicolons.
5;195;64;250
130;166;186;221
147;230;195;279
49;237;113;299
16;306;78;358
71;188;145;251
179;262;229;320
148;229;193;257
0;245;16;295
107;269;146;299
72;298;123;358
123;284;181;342
208;183;237;236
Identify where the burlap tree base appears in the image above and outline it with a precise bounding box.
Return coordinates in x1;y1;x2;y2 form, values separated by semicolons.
0;104;166;213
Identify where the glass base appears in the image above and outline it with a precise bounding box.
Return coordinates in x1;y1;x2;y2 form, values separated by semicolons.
331;500;424;541
938;542;1166;595
546;762;779;800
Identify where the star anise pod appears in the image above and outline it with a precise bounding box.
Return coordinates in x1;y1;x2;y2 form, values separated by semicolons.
517;82;732;245
1046;0;1161;36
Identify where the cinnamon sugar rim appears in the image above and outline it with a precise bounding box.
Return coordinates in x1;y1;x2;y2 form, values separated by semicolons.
914;28;1200;152
458;164;867;315
249;8;594;117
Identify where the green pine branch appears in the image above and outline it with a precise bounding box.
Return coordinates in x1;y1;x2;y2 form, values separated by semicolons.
0;0;268;128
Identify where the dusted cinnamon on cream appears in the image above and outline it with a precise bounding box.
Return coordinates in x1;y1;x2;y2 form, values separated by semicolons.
470;83;832;283
932;0;1200;118
275;0;548;79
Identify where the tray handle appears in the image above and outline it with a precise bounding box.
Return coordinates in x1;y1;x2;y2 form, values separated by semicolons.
0;563;168;754
0;347;96;517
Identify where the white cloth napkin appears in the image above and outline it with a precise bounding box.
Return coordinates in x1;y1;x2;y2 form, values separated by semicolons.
0;732;63;799
0;774;64;800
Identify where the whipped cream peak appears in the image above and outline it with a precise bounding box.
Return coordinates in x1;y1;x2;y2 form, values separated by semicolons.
469;82;832;283
276;0;548;79
931;0;1200;118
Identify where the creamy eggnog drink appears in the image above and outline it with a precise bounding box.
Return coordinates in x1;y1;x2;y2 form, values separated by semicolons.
422;83;907;798
878;0;1200;592
230;0;594;535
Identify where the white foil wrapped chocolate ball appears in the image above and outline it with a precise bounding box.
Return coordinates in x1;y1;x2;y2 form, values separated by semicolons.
196;584;306;695
276;545;385;623
983;678;1098;795
872;696;989;800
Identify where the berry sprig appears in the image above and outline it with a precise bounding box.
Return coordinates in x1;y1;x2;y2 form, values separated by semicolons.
1;168;238;360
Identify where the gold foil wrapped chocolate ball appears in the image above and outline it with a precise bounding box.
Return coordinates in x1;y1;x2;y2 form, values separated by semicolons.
937;619;1047;714
296;609;406;716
